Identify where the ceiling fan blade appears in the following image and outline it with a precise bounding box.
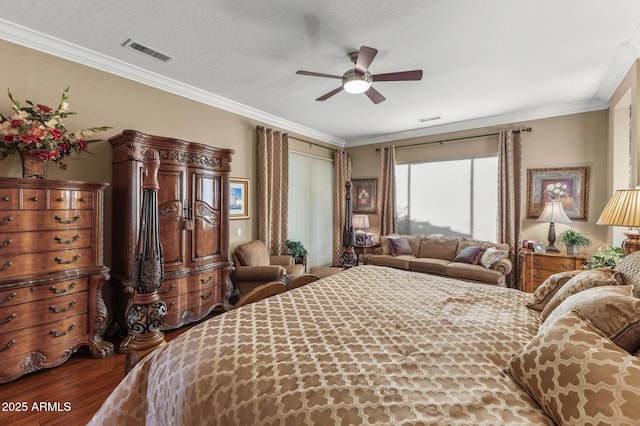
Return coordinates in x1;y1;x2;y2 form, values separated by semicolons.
296;70;342;79
355;46;378;73
365;87;386;104
372;70;423;82
316;86;344;101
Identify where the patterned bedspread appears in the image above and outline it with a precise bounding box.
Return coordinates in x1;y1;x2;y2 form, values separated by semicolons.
89;266;553;425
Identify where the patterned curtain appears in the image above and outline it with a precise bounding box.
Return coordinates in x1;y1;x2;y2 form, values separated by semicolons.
498;130;523;289
378;146;397;236
257;126;289;255
332;151;352;265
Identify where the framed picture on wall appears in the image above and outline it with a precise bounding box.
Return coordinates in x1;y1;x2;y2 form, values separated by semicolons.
230;178;250;219
527;167;590;220
352;178;377;214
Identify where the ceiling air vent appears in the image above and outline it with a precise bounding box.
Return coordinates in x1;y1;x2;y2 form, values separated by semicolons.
122;39;173;63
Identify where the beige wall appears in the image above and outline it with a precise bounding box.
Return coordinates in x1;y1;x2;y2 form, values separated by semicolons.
0;40;337;263
348;110;610;256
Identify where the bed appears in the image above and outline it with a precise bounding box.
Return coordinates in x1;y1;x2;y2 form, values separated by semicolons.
89;263;640;425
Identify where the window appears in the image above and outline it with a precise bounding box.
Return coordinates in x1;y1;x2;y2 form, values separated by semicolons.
396;156;498;241
288;151;334;267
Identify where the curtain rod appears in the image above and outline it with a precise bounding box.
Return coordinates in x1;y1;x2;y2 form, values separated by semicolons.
288;135;340;152
375;127;532;151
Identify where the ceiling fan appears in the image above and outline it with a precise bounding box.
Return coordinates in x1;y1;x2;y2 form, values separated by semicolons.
296;45;423;104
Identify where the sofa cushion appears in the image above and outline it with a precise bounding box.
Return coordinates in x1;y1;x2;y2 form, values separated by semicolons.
446;262;504;285
409;258;449;275
456;238;509;255
234;240;270;266
540;268;622;321
418;237;458;261
453;245;486;264
369;254;413;270
508;310;640;426
479;247;508;268
526;270;584;311
379;234;422;255
388;237;415;256
541;285;640;353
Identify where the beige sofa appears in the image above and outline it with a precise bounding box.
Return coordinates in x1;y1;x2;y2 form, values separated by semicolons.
370;235;512;286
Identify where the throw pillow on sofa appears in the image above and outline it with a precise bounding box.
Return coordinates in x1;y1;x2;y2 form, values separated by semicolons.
453;245;486;264
479;246;508;268
388;237;414;256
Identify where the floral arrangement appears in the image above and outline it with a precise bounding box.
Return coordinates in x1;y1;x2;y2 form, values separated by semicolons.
544;182;569;200
0;87;110;168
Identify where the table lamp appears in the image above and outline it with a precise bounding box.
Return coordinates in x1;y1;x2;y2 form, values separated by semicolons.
352;214;370;245
597;188;640;255
537;201;572;252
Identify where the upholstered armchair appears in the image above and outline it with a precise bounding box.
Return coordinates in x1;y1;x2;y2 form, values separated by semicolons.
231;240;305;296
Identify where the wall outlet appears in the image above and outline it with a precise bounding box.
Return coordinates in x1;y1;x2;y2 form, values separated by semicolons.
236;228;242;236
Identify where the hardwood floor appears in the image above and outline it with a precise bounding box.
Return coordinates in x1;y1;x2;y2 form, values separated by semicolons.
0;323;199;426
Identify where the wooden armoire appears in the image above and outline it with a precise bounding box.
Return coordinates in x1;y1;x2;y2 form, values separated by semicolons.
109;130;234;347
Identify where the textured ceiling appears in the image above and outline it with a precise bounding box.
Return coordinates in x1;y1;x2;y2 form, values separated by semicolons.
2;1;640;147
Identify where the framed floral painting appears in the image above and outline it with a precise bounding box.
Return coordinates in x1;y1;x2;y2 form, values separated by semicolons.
352;178;377;214
527;167;590;220
230;178;250;219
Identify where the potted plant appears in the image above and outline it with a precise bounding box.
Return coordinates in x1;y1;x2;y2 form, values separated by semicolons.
285;239;308;264
557;229;591;255
589;246;624;269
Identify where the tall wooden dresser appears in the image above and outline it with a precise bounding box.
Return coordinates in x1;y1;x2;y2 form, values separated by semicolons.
109;130;234;348
0;178;113;383
520;249;587;293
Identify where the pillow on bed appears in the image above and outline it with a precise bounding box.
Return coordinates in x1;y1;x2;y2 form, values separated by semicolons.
540;268;621;321
479;246;508;268
541;285;640;353
452;245;486;264
388;237;414;256
508;309;640;426
526;269;583;311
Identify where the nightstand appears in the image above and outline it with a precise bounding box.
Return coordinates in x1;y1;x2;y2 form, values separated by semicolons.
353;243;381;265
520;249;588;293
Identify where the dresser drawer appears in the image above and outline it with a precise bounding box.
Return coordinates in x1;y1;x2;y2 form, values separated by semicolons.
186;283;221;310
0;188;20;209
21;188;48;210
0;248;93;280
0;277;88;307
162;293;186;329
49;189;94;210
157;276;185;298
0;229;92;255
0;291;88;332
0;314;87;361
531;256;577;273
0;210;93;233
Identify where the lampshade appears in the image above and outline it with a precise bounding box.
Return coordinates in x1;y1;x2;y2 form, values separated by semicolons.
352;214;370;229
537;201;572;224
342;69;372;94
597;189;640;255
597;189;640;227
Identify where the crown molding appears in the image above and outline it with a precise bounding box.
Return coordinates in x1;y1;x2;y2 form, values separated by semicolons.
0;19;346;148
596;22;640;101
345;99;609;147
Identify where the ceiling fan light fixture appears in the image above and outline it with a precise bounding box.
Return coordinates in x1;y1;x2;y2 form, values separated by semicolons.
342;69;372;94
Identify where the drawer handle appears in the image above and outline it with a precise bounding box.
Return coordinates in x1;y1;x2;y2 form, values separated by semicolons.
54;254;81;265
168;302;176;310
534;273;546;279
1;196;9;201
200;275;213;285
1;239;11;248
78;197;86;202
0;313;16;325
50;300;77;313
54;235;81;245
56;197;65;202
31;196;39;201
54;215;81;224
0;262;12;272
533;259;544;266
0;339;16;352
200;291;213;300
561;263;573;269
159;284;176;294
50;281;77;294
50;323;76;337
0;292;16;304
0;217;12;226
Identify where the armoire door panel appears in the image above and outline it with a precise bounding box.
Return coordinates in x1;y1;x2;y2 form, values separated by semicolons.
191;171;221;263
154;167;186;270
